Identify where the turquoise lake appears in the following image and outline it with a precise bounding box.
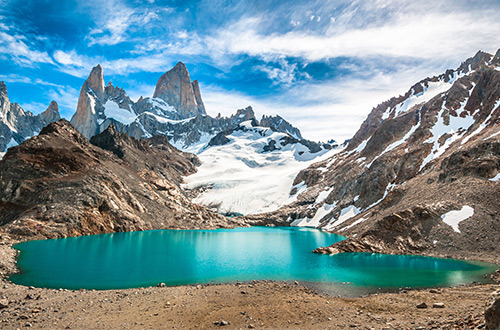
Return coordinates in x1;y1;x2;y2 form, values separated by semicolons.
10;227;496;292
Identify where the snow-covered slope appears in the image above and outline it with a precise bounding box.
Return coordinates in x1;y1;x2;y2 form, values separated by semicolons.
183;121;337;214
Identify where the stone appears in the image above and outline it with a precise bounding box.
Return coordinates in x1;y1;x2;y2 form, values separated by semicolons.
416;302;427;309
248;324;255;329
157;283;166;288
485;296;500;330
213;320;229;326
0;299;8;309
432;302;445;308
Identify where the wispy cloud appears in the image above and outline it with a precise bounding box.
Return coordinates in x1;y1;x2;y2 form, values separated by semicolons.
0;31;53;66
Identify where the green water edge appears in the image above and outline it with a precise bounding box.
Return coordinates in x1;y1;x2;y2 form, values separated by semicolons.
8;226;498;295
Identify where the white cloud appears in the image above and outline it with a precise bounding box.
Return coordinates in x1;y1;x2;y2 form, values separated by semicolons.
0;31;53;66
202;63;441;142
202;11;500;63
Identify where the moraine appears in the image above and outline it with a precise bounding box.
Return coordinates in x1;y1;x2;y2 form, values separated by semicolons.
10;227;495;292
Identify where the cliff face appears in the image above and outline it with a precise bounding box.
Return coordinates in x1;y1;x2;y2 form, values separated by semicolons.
0;82;60;153
153;62;207;118
245;49;500;262
0;120;237;239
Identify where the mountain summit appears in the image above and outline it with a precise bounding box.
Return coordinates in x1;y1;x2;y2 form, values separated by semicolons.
153;61;206;118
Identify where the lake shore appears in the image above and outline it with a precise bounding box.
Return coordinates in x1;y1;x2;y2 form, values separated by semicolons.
1;234;499;329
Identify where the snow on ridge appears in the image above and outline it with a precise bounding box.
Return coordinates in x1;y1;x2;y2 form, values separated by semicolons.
381;76;457;121
441;206;474;233
461;97;500;145
0;151;5;160
419;96;476;171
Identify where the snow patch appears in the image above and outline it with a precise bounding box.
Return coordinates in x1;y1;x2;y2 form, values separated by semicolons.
340;217;367;232
315;186;334;205
324;205;361;230
103;100;137;125
291;201;338;228
419;98;476;171
441;206;474;233
0;152;5;160
490;173;500;182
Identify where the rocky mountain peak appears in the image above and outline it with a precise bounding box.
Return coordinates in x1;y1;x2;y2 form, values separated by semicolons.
39;101;61;124
153;61;207;118
86;64;105;97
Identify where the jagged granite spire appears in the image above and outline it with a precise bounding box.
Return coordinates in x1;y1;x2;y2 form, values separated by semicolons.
153;61;207;118
70;64;106;138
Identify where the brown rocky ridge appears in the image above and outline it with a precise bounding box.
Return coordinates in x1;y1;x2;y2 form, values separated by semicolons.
244;49;500;264
0;119;238;240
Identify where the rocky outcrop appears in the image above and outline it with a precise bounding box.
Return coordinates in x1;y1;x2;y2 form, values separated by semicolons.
0;120;237;239
153;62;206;118
245;49;500;262
0;82;60;153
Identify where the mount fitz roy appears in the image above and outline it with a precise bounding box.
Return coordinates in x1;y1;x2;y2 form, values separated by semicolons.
247;49;500;263
69;62;313;151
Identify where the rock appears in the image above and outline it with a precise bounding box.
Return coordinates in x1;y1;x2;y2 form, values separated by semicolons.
157;283;166;288
0;298;8;309
416;302;428;309
213;320;229;326
248;324;255;329
432;303;445;308
485;295;500;330
294;281;299;285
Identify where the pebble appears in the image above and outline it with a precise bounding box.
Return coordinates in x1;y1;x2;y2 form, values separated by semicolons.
213;320;229;326
157;283;166;288
416;302;428;309
432;302;445;308
248;324;255;329
0;299;8;309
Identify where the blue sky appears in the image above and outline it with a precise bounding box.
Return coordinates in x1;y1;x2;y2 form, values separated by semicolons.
1;0;500;142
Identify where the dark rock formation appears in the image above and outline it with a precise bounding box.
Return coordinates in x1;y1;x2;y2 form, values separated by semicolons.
0;120;237;239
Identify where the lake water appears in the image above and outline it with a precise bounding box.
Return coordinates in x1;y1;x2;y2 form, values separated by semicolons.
10;227;495;292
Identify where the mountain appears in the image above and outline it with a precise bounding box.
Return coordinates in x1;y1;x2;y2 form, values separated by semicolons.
69;63;310;150
246;49;500;262
0;82;60;156
0;120;237;239
183;120;334;215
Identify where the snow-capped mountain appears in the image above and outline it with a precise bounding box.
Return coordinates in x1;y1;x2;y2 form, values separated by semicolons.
69;62;311;150
68;62;336;215
246;49;500;261
0;81;60;157
183;120;335;215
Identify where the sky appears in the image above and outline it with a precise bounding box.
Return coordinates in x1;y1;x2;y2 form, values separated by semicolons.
1;0;500;142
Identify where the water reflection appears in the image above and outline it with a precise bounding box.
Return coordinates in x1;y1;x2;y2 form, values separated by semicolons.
10;227;495;290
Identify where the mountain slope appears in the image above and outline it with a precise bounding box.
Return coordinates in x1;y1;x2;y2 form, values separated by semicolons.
0;82;60;155
246;49;500;262
0;120;236;239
